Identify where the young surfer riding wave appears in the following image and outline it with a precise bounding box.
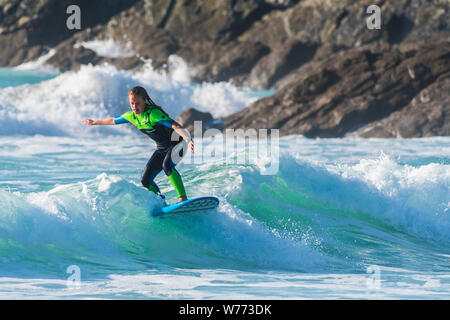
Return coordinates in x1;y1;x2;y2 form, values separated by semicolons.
82;86;194;203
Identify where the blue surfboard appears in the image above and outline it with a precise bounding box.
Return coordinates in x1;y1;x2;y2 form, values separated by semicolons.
152;196;219;216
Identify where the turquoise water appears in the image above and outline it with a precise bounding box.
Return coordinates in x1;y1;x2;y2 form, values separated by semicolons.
0;67;449;299
0;68;56;89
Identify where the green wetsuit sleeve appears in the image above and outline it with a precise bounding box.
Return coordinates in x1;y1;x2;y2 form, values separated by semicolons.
120;111;137;126
150;109;174;128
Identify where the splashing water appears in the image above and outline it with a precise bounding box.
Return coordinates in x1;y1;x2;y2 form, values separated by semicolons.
0;65;448;299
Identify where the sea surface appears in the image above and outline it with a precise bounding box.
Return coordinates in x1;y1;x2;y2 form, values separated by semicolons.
0;62;449;299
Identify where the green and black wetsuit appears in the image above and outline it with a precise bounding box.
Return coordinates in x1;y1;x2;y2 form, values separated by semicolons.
114;105;187;198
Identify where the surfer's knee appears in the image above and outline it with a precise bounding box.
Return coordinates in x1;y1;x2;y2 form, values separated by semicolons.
162;167;172;176
142;176;160;195
141;177;149;189
162;160;174;176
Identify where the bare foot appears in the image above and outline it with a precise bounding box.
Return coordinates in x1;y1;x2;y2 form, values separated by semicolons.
177;197;187;203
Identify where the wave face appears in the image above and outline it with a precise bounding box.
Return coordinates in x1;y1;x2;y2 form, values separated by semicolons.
0;172;324;277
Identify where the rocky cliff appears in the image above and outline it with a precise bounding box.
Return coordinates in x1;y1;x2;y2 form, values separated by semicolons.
0;0;139;67
1;0;449;138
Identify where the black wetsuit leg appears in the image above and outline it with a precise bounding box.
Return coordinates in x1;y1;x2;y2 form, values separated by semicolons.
162;139;185;176
141;150;165;194
142;138;187;198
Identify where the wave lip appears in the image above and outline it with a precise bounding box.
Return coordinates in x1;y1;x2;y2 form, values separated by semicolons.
336;153;450;244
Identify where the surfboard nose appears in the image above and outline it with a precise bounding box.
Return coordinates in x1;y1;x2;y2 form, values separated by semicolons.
152;196;219;216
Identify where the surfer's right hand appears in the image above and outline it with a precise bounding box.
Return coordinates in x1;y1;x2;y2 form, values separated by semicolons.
189;140;194;154
82;119;95;125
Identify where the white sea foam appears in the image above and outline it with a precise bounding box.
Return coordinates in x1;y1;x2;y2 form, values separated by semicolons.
167;54;191;83
75;39;136;58
191;81;256;117
14;48;59;74
0;268;448;299
346;157;449;242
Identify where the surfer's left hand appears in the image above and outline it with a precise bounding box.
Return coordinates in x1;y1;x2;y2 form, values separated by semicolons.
189;140;194;154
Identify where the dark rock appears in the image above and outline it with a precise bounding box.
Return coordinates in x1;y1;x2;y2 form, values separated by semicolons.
222;38;450;138
349;75;450;137
179;40;270;84
240;0;450;49
162;0;279;42
244;40;317;90
176;108;220;136
0;0;140;67
47;37;99;71
1;0;449;138
43;4;180;72
100;3;180;69
4;0;449;89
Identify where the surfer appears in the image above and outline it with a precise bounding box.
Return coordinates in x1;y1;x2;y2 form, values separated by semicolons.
82;86;194;203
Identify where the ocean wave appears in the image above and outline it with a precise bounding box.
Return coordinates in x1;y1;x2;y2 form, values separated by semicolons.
0;138;448;277
232;152;450;246
0;172;325;277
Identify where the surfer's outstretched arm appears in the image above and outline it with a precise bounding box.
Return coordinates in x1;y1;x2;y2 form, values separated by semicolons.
171;121;195;154
82;117;116;126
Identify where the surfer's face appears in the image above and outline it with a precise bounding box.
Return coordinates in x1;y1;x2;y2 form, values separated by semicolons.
129;94;146;114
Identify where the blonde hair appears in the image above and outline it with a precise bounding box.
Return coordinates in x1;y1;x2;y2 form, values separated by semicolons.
128;86;169;116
